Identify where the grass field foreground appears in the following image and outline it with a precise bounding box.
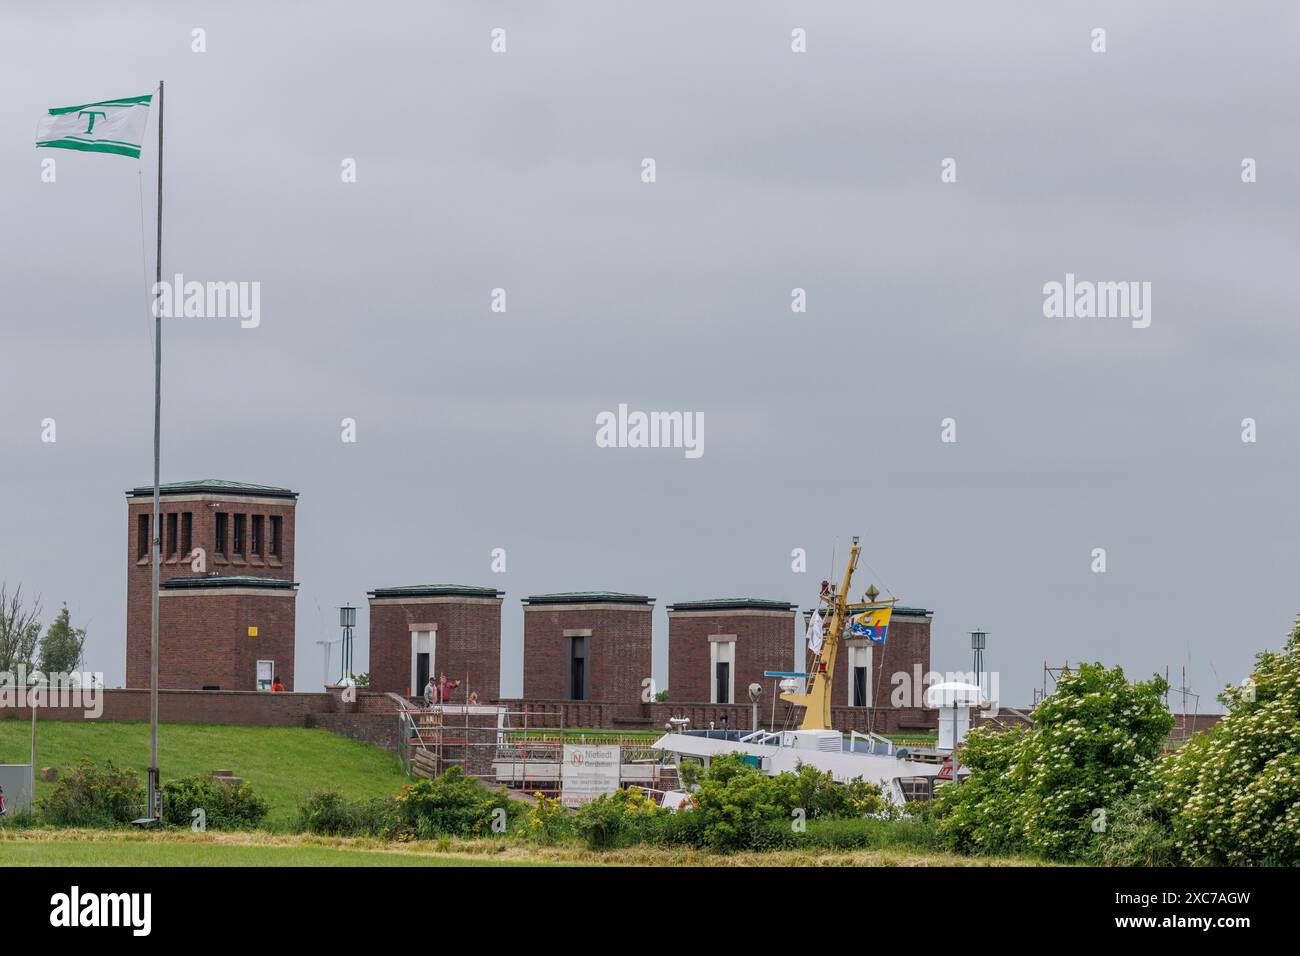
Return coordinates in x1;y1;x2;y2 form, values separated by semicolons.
0;827;1054;867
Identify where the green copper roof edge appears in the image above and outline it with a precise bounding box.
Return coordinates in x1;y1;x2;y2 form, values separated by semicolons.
162;575;297;590
523;591;654;605
667;598;798;612
126;479;297;498
368;585;504;599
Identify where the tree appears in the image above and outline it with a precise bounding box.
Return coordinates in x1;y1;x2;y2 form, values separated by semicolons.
934;724;1031;856
38;604;87;675
1019;664;1172;859
1155;620;1300;865
0;583;42;674
937;662;1172;861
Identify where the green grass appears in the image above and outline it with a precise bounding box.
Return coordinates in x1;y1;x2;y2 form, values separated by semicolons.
0;829;1044;867
885;733;939;747
0;717;408;829
0;836;546;867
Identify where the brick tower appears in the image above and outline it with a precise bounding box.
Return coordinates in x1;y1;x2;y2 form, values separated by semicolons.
366;585;504;701
666;598;798;704
125;479;298;690
522;592;653;717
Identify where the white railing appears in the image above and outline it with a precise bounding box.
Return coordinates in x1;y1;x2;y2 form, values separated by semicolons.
849;730;895;755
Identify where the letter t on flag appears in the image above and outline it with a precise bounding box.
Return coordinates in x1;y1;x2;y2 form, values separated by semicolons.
35;94;153;158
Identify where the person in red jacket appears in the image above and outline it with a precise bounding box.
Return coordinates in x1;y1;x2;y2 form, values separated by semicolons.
271;675;285;692
435;672;460;703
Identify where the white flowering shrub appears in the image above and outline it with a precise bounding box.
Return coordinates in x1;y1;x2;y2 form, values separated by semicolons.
938;663;1171;861
933;724;1030;856
1155;621;1300;865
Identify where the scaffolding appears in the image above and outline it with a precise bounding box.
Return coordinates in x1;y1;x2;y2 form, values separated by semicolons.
1165;665;1203;745
1029;661;1208;746
395;702;674;799
1032;660;1073;706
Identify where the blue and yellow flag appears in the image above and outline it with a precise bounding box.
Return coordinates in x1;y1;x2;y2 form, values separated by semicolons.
847;606;892;644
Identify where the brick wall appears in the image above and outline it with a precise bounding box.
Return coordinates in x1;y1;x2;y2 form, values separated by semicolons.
125;589;296;691
0;686;948;745
126;490;297;689
496;699;621;729
522;603;652;717
0;687;336;725
307;712;402;751
667;609;796;704
368;595;502;700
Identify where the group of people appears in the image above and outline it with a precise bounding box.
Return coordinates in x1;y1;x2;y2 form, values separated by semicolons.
267;671;469;702
423;672;479;706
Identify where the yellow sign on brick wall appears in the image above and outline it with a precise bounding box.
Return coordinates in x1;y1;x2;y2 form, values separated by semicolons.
247;626;258;637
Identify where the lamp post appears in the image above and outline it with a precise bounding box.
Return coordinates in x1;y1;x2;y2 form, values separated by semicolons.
970;629;986;697
961;631;988;787
30;676;38;810
338;604;356;684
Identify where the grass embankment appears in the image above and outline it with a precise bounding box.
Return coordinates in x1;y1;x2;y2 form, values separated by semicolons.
0;828;1051;867
0;718;407;829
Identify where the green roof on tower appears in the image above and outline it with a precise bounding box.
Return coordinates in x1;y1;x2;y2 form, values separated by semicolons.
369;585;504;600
667;598;797;613
162;575;297;590
126;479;298;499
523;591;653;606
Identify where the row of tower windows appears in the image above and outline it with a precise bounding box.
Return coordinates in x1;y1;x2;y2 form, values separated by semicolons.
135;512;282;560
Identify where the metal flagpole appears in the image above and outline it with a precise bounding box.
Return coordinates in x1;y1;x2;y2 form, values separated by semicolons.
146;79;164;822
30;687;37;807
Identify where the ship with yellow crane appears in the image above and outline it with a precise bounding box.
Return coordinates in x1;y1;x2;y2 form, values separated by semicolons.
651;536;970;806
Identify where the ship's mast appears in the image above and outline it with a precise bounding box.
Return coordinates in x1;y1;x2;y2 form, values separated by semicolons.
781;537;861;730
780;536;897;731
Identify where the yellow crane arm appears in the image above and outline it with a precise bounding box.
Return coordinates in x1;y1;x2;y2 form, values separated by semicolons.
780;538;861;731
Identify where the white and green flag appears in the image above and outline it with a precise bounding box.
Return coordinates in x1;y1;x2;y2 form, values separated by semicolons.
35;93;153;158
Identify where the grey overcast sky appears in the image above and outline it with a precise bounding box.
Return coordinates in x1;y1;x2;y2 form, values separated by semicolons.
2;2;1298;705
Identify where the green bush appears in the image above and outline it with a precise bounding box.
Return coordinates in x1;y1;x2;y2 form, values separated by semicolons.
1154;622;1300;865
394;767;514;839
682;753;887;852
573;793;630;849
690;754;797;851
742;814;942;853
297;791;399;838
1090;786;1179;867
39;761;144;827
936;664;1172;862
0;808;40;830
563;759;894;852
933;726;1030;856
297;791;353;835
160;775;268;830
646;800;705;846
574;787;666;850
298;769;512;840
702;812;940;854
523;793;571;844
